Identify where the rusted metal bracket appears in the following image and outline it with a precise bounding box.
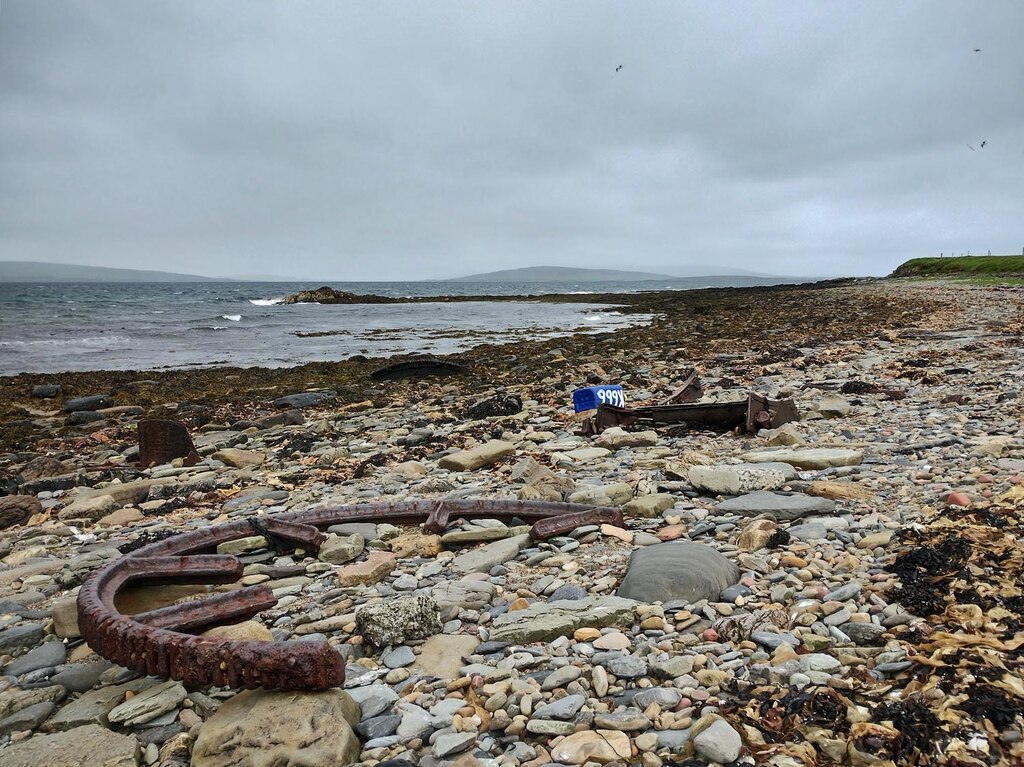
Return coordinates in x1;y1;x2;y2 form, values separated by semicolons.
247;517;326;552
138;419;201;468
78;499;616;691
662;368;703;404
582;392;798;435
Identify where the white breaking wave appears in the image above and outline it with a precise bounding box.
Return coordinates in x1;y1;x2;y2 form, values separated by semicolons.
221;314;242;322
249;298;284;306
0;335;132;347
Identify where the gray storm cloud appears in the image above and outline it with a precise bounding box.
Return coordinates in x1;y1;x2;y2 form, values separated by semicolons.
1;1;1022;280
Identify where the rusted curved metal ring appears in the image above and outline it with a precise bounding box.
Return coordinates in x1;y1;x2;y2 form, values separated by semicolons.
77;499;622;690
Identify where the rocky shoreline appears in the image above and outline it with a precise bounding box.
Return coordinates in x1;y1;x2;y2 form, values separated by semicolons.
1;278;1023;766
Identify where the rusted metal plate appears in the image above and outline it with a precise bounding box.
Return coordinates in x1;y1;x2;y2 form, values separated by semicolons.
138;419;201;468
529;508;624;540
585;393;798;435
745;392;800;434
78;500;613;691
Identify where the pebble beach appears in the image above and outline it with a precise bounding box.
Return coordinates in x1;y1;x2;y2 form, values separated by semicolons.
1;277;1023;766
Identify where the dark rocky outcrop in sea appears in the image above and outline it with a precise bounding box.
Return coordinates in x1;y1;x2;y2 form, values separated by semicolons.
281;286;401;304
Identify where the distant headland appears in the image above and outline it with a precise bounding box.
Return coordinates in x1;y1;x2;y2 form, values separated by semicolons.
0;261;228;283
452;265;783;282
453;266;677;282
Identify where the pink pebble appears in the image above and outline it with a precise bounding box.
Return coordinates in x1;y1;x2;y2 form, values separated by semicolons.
978;474;994;484
947;492;972;507
740;576;757;587
1011;475;1022;485
982;489;992;498
702;628;719;641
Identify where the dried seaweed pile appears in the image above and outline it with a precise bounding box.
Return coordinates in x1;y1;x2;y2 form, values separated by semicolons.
727;490;1024;766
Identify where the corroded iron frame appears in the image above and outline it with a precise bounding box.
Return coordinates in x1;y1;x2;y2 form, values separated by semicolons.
77;499;620;690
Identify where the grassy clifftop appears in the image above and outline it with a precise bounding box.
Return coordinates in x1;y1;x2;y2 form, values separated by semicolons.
893;255;1024;278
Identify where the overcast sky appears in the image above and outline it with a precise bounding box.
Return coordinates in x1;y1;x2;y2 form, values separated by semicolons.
2;2;1022;281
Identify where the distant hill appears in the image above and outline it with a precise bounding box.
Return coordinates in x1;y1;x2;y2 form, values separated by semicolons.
453;265;784;282
0;261;227;282
455;266;678;282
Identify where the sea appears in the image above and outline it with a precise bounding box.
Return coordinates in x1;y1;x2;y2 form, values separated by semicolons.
0;277;790;375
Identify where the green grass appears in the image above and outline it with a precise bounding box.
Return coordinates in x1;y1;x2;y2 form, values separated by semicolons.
893;255;1024;278
946;275;1024;286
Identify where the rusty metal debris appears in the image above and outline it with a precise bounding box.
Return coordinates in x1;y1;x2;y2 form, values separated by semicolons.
582;392;798;435
138;419;201;468
661;368;703;404
369;358;471;381
529;507;623;540
78;499;614;691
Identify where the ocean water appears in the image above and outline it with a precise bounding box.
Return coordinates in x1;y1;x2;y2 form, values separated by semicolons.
0;277;785;375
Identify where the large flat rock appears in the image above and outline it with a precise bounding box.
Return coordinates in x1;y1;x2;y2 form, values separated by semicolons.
192;689;360;767
337;551;396;587
44;679;151;731
1;724;140;767
431;578;498;610
77;477;178;506
453;533;530;573
688;465;786;495
439;440;516;471
413;634;480;679
488;596;637;643
739;447;864;469
715;490;835;520
622;493;676;518
616;543;739;604
107;680;186;727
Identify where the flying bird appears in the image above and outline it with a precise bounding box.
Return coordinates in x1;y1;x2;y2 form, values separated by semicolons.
615;65;623;72
968;144;975;151
974;48;981;52
981;140;987;148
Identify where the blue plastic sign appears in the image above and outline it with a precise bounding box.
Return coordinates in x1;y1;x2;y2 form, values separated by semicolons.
572;385;625;413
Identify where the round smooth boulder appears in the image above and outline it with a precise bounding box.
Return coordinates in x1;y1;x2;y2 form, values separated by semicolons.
616;542;739;604
0;495;41;530
63;395;111;413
